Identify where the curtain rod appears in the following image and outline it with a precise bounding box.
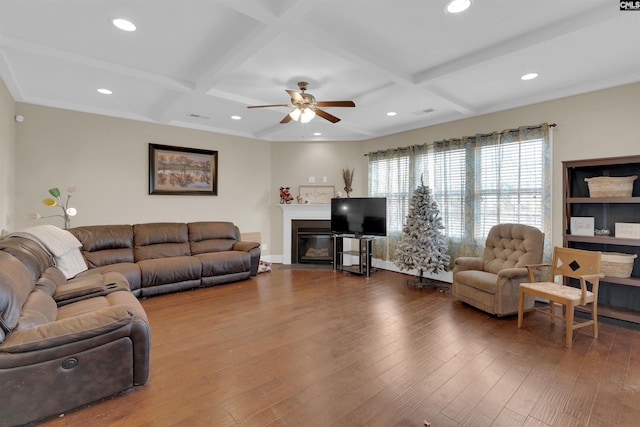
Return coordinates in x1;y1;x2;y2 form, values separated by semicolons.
364;123;556;156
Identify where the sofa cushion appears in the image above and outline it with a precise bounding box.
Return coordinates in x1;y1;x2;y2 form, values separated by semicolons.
0;305;134;353
483;223;544;274
134;223;190;261
8;226;87;279
35;266;67;296
137;256;202;288
454;270;498;294
188;221;239;254
85;247;135;268
70;225;135;267
0;237;53;282
197;251;251;276
0;252;35;339
73;263;141;294
16;289;57;330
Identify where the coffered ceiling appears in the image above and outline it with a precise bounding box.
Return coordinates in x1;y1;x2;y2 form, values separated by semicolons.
1;0;638;142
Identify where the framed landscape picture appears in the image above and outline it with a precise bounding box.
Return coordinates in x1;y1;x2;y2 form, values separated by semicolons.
149;143;218;195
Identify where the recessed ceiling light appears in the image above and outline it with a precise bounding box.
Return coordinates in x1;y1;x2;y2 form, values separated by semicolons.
446;0;472;14
231;115;241;120
113;18;136;32
97;88;112;95
386;112;397;117
313;132;322;136
521;73;539;81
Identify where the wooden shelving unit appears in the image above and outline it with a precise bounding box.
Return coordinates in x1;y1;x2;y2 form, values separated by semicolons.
563;155;640;325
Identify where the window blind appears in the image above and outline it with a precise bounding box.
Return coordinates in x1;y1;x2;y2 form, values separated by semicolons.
367;123;551;264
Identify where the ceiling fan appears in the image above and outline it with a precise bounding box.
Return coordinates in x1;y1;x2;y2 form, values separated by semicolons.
247;81;355;124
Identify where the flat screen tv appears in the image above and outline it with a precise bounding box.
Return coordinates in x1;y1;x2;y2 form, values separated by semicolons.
331;197;387;236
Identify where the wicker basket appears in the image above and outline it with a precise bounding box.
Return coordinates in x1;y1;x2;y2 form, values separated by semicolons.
584;175;637;198
600;252;637;278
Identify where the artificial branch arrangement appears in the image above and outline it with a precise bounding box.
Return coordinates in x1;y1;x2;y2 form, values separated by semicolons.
26;186;78;229
342;168;354;197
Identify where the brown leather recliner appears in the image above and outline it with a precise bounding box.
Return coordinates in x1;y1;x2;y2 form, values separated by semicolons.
0;239;150;427
452;223;545;316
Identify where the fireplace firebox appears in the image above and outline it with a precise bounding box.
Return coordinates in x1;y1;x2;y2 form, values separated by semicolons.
291;220;333;265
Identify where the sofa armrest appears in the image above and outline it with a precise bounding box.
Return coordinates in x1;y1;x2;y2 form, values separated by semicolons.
233;241;261;276
233;241;260;252
0;305;134;353
493;267;537;316
453;256;484;272
495;267;530;295
54;273;130;306
496;267;529;281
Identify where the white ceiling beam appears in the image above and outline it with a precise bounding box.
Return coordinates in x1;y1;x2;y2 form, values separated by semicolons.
1;36;194;93
413;3;615;86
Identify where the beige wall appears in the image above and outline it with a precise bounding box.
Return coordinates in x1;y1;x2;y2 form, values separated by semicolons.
13;103;272;252
269;140;367;257
363;82;640;249
4;80;639;261
0;78;15;232
270;82;640;256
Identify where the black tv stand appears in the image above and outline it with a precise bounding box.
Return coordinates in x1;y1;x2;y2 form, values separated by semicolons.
333;234;376;277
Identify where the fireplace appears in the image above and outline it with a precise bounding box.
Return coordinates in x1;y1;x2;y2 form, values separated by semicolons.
291;220;333;265
280;204;331;265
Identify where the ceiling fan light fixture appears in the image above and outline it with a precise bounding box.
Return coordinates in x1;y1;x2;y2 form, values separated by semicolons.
289;108;302;121
249;82;354;125
445;0;472;14
300;108;316;124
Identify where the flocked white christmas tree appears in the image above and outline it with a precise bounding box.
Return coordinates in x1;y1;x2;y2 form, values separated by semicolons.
394;176;450;290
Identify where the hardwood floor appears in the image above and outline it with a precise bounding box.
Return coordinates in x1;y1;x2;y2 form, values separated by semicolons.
37;267;640;427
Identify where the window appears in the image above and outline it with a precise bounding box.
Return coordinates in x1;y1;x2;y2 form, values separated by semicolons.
416;145;467;239
476;139;545;238
368;151;411;235
368;124;552;264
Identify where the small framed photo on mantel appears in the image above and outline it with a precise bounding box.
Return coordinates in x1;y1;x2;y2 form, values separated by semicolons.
298;185;335;204
570;217;595;236
149;143;218;195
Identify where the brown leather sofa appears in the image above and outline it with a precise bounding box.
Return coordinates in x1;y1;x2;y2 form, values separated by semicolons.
0;221;260;426
68;221;261;297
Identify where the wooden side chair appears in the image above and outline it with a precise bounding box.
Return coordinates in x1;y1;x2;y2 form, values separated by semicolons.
517;246;604;349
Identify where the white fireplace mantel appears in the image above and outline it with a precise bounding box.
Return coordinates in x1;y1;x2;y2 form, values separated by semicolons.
280;204;330;264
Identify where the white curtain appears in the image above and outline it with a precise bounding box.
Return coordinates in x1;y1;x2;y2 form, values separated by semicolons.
368;123;552;266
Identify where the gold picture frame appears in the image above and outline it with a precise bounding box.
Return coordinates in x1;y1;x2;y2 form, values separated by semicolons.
149;143;218;195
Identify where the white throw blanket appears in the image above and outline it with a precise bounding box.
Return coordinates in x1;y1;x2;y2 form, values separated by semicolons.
9;225;87;279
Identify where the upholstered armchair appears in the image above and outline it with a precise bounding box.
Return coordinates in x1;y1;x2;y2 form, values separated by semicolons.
452;223;545;316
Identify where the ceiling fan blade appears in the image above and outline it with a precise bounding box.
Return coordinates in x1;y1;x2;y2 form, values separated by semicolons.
315;108;341;123
280;114;293;124
315;100;355;107
286;89;304;103
247;104;290;109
